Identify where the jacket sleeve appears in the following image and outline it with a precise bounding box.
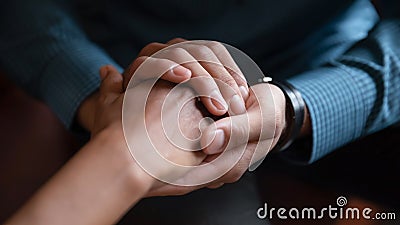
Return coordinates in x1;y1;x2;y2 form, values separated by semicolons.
287;2;400;163
0;0;122;128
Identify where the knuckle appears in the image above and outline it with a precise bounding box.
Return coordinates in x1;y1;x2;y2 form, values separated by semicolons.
233;74;247;85
139;42;161;56
217;75;240;95
229;122;250;146
169;47;189;58
132;56;146;67
125;56;147;78
219;75;237;88
157;58;175;69
195;45;213;58
147;42;161;49
236;120;250;139
207;41;225;51
169;37;186;43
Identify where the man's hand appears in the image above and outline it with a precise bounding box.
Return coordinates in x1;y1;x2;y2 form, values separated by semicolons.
78;39;249;132
116;40;286;194
147;83;286;194
77;40;300;194
124;39;249;116
200;83;286;187
199;82;310;188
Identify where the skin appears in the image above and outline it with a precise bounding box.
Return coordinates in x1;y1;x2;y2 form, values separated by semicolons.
7;39;312;224
115;39;312;192
5;66;208;225
78;38;311;193
78;39;250;132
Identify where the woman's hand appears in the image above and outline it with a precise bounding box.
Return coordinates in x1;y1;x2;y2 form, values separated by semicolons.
91;65;209;193
5;65;214;225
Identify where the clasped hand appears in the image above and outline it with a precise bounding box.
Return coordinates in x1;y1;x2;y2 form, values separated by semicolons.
84;39;286;197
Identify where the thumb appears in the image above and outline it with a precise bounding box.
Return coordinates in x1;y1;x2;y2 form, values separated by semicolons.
99;65;123;98
200;88;278;155
200;110;262;155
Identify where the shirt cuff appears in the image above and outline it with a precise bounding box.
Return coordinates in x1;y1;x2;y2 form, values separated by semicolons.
38;41;123;128
285;66;375;163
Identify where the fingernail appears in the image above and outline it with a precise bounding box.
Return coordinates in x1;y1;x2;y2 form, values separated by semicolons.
210;90;228;111
239;85;249;99
172;66;191;77
229;94;246;115
207;129;226;154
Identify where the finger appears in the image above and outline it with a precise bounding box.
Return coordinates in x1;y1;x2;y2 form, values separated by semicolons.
207;182;224;189
166;37;187;45
204;139;275;186
205;142;256;185
179;43;246;115
99;65;123;95
138;39;187;58
200;114;255;155
155;47;229;116
200;85;277;155
123;56;191;89
202;153;220;163
138;42;168;57
171;142;245;185
199;41;249;99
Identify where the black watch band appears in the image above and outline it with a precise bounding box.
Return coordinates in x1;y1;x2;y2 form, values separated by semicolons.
259;77;306;152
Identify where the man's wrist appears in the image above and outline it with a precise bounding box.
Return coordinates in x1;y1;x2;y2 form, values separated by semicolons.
259;77;306;151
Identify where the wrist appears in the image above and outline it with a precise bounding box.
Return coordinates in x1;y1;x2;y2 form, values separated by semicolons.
259;78;306;152
93;125;154;197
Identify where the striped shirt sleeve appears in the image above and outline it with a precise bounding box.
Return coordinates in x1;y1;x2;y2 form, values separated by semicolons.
0;0;122;128
287;19;400;163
